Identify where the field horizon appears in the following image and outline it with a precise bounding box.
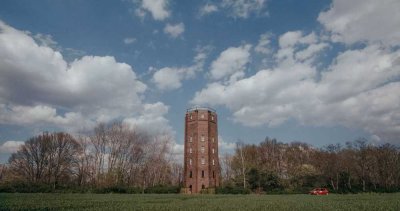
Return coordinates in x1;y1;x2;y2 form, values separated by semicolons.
1;192;400;210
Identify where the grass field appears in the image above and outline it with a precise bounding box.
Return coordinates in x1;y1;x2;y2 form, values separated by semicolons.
1;193;400;210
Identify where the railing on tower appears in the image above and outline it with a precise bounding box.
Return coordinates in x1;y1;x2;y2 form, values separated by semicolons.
186;106;216;113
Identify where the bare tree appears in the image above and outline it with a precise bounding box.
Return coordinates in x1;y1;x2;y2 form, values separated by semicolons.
236;142;246;189
8;132;80;187
220;153;234;185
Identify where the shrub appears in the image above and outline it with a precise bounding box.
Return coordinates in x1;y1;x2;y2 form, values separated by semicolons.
215;186;251;194
144;185;180;194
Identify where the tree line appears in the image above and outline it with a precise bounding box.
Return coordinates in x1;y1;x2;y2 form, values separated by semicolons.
0;124;399;194
0;122;181;193
219;137;400;194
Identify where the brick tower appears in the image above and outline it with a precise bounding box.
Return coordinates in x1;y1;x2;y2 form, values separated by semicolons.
183;106;219;193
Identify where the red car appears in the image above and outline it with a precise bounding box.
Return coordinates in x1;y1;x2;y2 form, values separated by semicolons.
309;188;329;195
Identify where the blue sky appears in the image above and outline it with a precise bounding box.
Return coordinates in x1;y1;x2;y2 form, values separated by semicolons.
1;0;400;163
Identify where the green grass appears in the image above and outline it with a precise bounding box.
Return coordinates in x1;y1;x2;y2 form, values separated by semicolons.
1;193;399;210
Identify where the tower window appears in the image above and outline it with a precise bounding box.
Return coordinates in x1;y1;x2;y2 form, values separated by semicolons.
189;136;192;142
190;114;192;120
202;184;205;189
213;171;215;178
212;159;215;166
189;148;192;153
201;158;205;165
189;171;192;178
202;170;204;178
212;148;215;154
211;137;214;143
201;135;205;142
201;146;205;154
189;159;192;165
211;115;214;121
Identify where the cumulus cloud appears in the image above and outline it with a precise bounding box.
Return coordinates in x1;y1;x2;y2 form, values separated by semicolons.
209;44;252;82
152;45;212;91
278;31;317;48
0;105;92;130
199;3;219;16
295;43;329;62
0;21;172;135
33;33;59;50
152;67;184;90
218;136;236;154
192;30;400;142
0;141;24;153
171;142;184;163
221;0;268;18
254;33;271;54
123;37;136;44
135;0;170;21
123;102;173;136
318;0;400;46
275;31;327;65
163;22;185;38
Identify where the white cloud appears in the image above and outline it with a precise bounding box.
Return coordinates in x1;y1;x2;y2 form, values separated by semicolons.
0;21;173;135
123;102;173;136
163;22;185;38
152;67;184;90
209;44;252;82
254;33;271;54
221;0;268;18
123;37;136;44
199;3;219;16
278;31;317;48
171;142;184;163
276;31;324;65
318;0;400;46
152;45;211;91
33;33;59;50
218;136;235;154
318;45;400;103
31;33;85;61
295;43;329;62
193;30;400;142
135;0;170;21
0;105;93;131
0;141;24;153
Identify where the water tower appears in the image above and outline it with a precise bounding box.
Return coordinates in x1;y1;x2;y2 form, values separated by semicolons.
183;106;219;193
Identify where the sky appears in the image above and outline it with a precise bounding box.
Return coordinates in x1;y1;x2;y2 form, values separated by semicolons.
0;0;400;163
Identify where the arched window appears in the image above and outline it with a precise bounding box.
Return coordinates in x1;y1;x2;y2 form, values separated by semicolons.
201;158;205;165
213;171;215;178
202;184;205;189
202;170;205;178
189;171;192;178
201;146;205;153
